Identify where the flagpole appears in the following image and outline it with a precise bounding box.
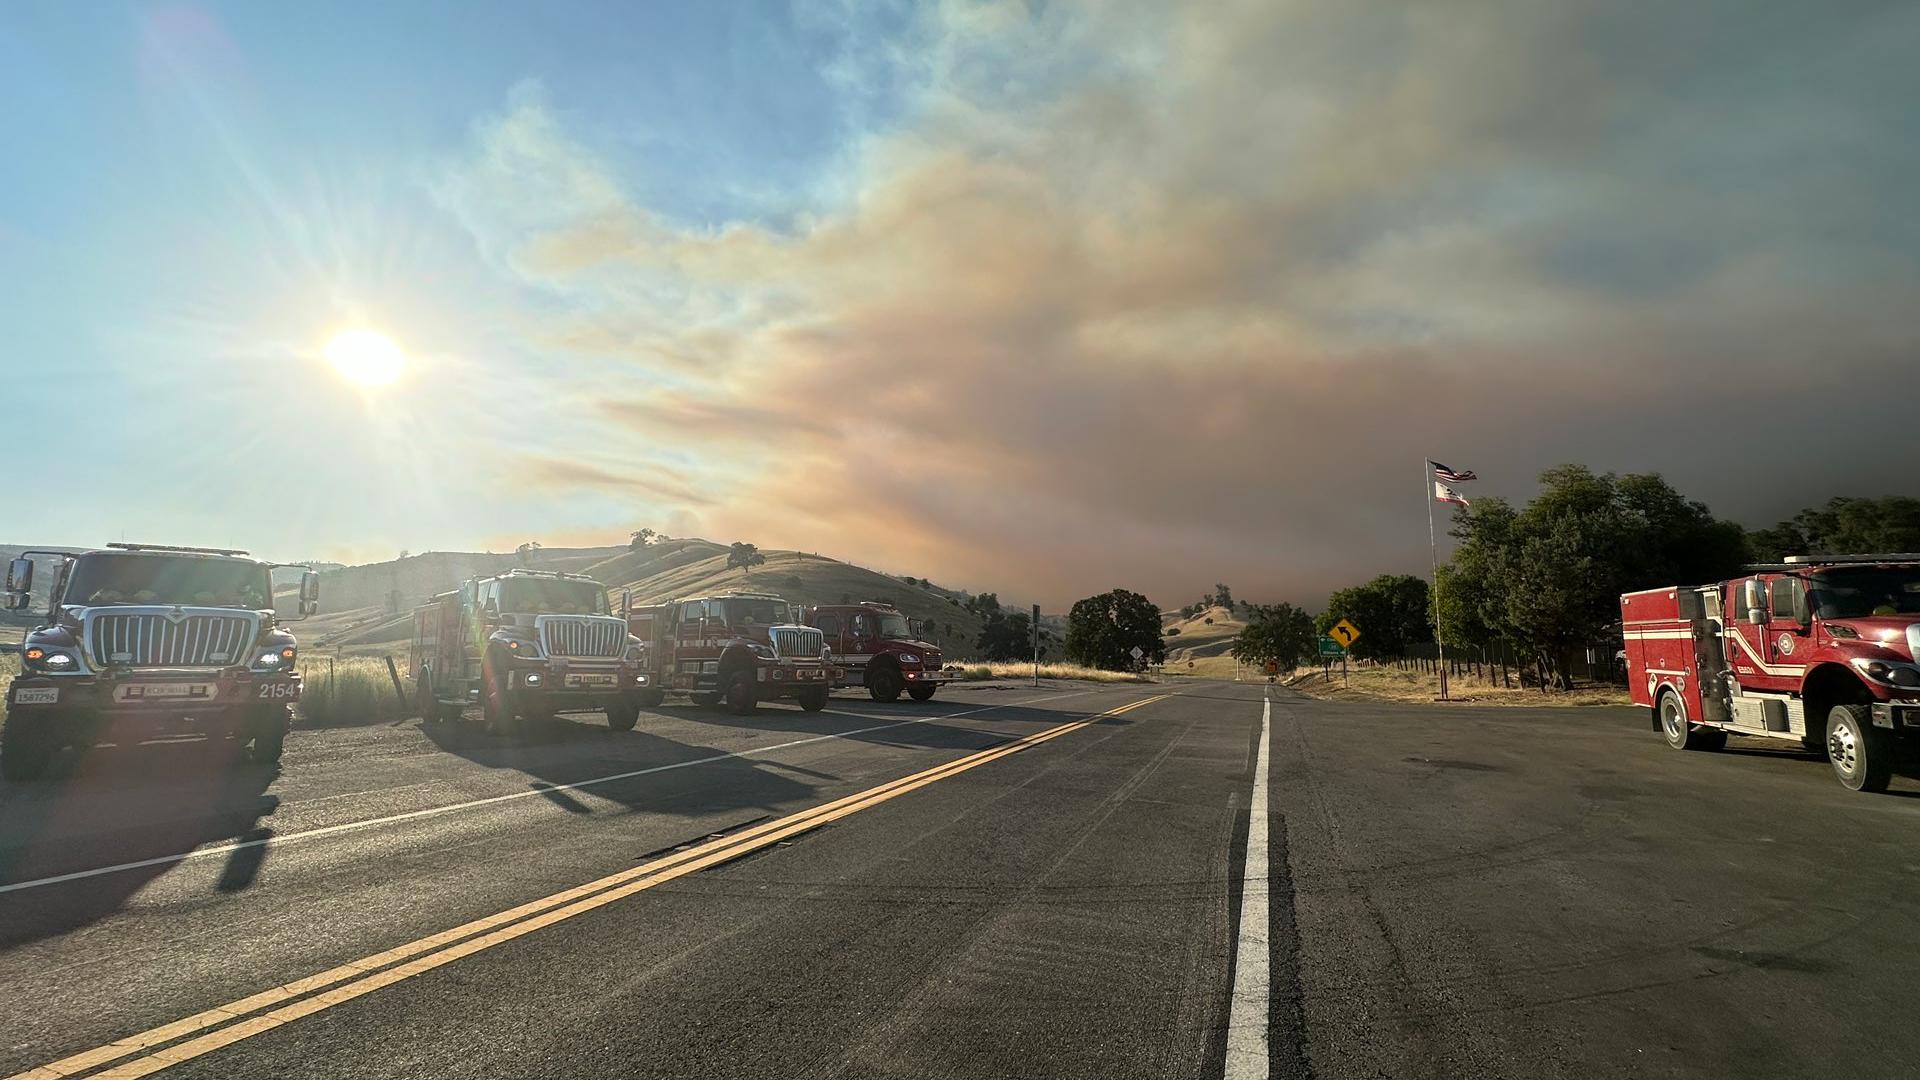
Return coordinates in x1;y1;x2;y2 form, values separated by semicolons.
1426;459;1450;701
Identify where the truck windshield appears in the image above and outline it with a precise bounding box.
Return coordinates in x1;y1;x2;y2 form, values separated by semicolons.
876;613;912;639
1809;568;1920;619
62;553;272;609
722;599;791;627
499;579;607;615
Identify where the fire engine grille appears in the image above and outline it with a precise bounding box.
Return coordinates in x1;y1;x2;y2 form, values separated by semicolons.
89;611;258;668
772;626;824;660
540;617;627;659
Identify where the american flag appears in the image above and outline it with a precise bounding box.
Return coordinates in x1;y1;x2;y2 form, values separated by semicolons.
1430;460;1477;483
1434;481;1471;506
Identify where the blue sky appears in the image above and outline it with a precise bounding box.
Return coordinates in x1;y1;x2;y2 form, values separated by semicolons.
4;2;1916;606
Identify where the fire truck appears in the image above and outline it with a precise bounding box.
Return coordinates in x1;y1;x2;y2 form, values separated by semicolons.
648;592;835;714
804;601;953;702
1622;553;1920;792
410;569;651;735
2;544;319;781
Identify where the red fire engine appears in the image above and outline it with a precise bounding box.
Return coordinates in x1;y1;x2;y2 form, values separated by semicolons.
804;602;953;702
1621;553;1920;792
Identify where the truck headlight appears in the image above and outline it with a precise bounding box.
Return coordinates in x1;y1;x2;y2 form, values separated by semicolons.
25;647;78;672
899;653;921;664
1889;666;1920;688
252;646;296;671
1856;658;1920;687
751;644;776;660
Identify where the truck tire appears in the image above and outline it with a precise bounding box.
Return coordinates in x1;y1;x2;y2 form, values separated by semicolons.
606;700;640;732
0;715;55;782
722;669;758;715
908;685;937;702
797;687;829;712
637;688;667;708
867;666;904;703
416;676;441;724
1657;690;1716;751
1826;704;1893;793
482;672;516;736
248;705;290;764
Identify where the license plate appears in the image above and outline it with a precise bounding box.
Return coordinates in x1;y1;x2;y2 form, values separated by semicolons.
116;683;216;703
567;673;617;687
13;687;58;705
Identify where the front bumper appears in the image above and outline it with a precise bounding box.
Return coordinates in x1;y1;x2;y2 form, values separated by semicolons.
5;670;300;733
1869;700;1920;731
506;660;649;704
669;662;842;696
901;666;955;686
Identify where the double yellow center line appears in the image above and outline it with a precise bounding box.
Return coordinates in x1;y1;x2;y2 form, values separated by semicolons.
15;694;1167;1080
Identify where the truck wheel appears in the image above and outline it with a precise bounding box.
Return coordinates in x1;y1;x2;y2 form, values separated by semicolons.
637;688;667;708
0;716;55;782
908;685;937;702
868;667;904;703
1826;704;1893;793
606;700;640;732
416;676;441;725
797;687;829;712
482;674;516;736
248;705;290;764
723;669;758;715
1657;690;1713;751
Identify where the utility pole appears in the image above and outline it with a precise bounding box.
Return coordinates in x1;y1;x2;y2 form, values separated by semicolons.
1031;603;1040;687
1425;458;1450;701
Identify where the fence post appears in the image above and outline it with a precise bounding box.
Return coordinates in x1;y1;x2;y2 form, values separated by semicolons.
384;655;410;714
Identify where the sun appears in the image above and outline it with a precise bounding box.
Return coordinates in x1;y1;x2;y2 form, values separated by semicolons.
324;329;407;386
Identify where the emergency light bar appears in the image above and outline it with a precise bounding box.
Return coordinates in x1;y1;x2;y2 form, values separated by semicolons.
105;542;251;557
1781;553;1920;566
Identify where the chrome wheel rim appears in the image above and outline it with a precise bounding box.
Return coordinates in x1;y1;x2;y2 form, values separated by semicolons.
1828;716;1858;775
1661;697;1684;742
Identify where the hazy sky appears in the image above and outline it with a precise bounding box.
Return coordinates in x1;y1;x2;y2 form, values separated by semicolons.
4;1;1916;607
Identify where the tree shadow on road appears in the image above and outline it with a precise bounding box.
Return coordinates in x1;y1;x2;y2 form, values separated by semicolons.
0;738;280;949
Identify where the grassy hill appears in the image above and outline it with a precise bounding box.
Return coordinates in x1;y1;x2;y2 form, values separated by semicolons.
287;538;995;659
1161;604;1247;678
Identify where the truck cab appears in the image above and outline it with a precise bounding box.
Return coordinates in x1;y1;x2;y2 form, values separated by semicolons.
1622;553;1920;792
3;543;319;781
410;569;651;735
804;602;951;702
660;593;836;714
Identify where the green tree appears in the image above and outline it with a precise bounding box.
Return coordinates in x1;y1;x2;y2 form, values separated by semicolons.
629;528;655;550
1758;496;1920;557
1064;589;1165;670
1442;465;1748;688
1230;602;1316;669
726;542;767;580
515;541;541;567
1214;583;1234;612
976;610;1035;662
1318;575;1431;660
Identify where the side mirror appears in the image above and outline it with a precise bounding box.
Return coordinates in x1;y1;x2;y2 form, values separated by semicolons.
3;557;31;611
299;571;321;617
482;598;501;622
1741;579;1767;625
621;589;633;618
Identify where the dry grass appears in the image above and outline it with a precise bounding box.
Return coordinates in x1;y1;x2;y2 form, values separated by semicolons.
294;655;413;727
1287;662;1631;707
955;662;1154;684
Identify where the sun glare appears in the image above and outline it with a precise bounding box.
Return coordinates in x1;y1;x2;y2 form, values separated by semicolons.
324;329;407;386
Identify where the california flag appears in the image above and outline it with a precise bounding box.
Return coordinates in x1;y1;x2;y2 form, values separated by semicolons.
1434;481;1470;506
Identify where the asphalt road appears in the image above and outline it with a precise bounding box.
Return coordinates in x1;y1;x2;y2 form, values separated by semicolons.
2;680;1918;1079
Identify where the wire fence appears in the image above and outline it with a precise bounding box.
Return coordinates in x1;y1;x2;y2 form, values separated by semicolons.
1361;640;1628;690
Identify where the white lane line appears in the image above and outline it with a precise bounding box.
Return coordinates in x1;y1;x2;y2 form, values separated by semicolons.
1226;689;1272;1078
0;688;1109;896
